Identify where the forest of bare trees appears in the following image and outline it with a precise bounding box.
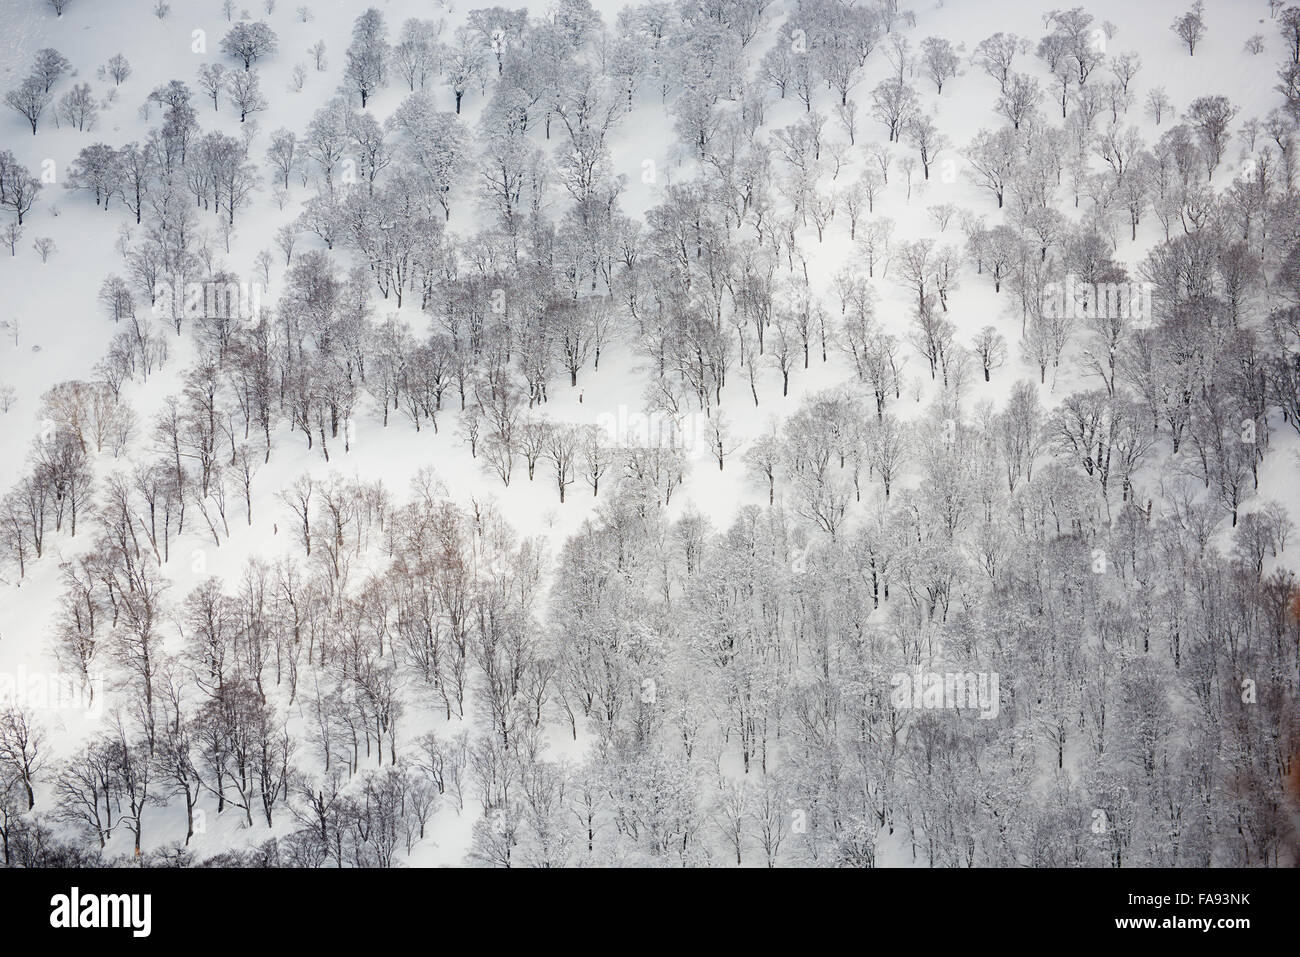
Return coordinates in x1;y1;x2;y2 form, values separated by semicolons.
0;0;1297;869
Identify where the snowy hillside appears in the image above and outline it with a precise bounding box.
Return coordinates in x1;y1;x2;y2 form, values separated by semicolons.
0;0;1297;867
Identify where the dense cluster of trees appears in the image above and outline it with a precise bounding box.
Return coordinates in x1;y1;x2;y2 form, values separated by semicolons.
0;0;1298;867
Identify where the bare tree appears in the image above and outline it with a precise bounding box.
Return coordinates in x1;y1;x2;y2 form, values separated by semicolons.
221;20;279;71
